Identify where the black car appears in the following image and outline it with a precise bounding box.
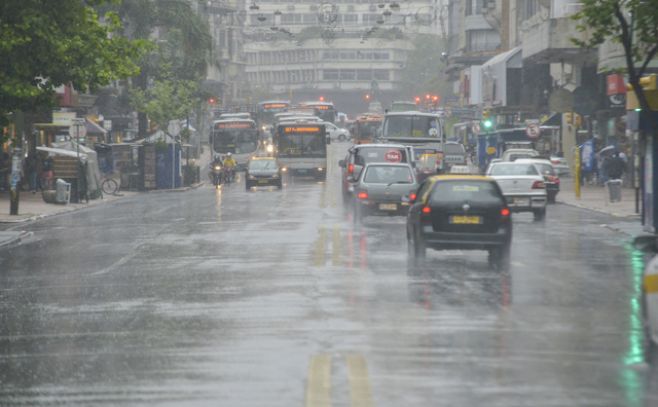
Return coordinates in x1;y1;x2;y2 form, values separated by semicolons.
245;156;283;190
406;175;512;268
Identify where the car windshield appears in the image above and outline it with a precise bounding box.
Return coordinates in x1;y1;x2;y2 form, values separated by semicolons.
490;164;539;176
363;165;413;184
249;160;277;171
430;181;503;204
444;144;465;154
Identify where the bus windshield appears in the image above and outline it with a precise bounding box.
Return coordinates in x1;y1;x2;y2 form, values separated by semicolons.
212;121;258;154
277;125;326;158
257;102;290;125
300;104;336;123
383;115;441;139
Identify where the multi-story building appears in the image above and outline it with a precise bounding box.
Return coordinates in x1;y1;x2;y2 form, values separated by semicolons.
199;0;248;107
243;0;443;114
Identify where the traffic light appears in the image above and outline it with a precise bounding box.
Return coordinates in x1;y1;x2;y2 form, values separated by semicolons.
208;97;217;105
414;96;421;104
431;95;440;106
319;96;325;102
481;110;493;130
364;93;371;101
627;74;658;111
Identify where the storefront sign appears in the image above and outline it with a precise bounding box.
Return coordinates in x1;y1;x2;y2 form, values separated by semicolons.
607;74;627;95
608;93;626;110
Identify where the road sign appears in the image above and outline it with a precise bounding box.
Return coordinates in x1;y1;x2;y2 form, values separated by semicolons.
384;150;402;163
526;123;540;140
471;122;481;135
68;119;87;140
486;146;497;155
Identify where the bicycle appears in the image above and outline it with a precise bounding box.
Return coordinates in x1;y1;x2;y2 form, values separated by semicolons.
101;174;121;196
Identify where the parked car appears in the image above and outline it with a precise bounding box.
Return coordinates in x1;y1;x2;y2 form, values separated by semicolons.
550;155;571;176
406;175;513;268
516;158;560;203
352;163;418;223
486;162;547;221
339;143;414;204
323;122;351;142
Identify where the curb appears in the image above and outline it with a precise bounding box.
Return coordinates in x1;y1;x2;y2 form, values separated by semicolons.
148;182;205;193
0;213;49;224
0;231;33;248
556;200;641;219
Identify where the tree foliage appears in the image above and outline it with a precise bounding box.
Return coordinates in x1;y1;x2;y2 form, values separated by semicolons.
400;34;451;100
129;77;197;133
574;0;658;114
0;0;148;127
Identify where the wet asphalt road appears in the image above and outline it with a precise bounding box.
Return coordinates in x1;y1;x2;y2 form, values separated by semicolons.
1;143;658;406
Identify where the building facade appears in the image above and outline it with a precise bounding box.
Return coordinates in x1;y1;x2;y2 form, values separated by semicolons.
243;0;443;114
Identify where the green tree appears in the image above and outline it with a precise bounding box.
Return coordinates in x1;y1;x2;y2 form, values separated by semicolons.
0;0;147;133
400;34;451;101
129;77;197;134
118;0;211;136
574;0;658;114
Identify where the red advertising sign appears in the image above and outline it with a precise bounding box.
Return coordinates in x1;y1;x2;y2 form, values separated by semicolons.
384;150;402;163
607;73;626;95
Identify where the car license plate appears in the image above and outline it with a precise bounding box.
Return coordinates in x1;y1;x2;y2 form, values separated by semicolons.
510;198;529;206
450;215;482;225
297;169;308;174
379;203;397;211
258;179;269;184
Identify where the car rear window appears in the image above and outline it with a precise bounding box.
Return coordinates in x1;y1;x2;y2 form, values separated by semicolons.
430;181;503;204
355;147;408;165
535;163;556;176
489;164;539;176
363;165;413;184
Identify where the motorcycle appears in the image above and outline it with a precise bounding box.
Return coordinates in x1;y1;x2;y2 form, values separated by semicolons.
223;166;235;184
210;164;223;188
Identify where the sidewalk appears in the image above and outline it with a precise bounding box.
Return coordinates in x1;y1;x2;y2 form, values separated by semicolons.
557;178;641;219
0;189;138;224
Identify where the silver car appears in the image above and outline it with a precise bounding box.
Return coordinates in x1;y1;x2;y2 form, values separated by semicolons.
486;162;547;221
352;163;418;223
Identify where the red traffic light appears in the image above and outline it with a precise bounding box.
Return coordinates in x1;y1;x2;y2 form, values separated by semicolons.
319;96;325;102
414;96;421;104
432;95;439;102
365;93;371;100
425;94;431;100
208;97;217;104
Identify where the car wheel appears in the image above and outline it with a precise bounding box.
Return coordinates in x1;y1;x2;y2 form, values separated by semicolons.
338;134;346;142
533;208;546;221
489;243;511;270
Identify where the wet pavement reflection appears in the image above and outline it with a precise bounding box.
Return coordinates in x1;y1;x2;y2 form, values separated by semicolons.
0;144;657;406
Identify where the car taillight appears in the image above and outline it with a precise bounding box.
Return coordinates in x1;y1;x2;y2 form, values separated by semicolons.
422;206;431;214
501;208;510;217
409;193;417;202
348;163;354;174
532;180;546;189
357;191;368;199
550;159;560;165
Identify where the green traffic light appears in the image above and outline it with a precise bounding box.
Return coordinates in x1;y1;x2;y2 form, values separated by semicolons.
483;119;493;128
634;108;642;112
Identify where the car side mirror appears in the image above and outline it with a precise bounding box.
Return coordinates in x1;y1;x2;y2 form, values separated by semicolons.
339;159;345;168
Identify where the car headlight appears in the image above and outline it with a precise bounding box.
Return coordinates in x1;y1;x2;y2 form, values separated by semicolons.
317;167;324;171
282;167;288;172
248;175;256;180
214;166;222;171
266;144;274;153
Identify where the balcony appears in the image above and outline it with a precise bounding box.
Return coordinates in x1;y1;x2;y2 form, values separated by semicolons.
521;4;596;65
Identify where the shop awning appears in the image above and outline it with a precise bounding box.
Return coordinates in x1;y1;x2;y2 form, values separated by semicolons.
481;47;522;70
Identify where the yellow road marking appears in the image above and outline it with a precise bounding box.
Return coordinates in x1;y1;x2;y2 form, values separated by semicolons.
313;226;327;267
346;355;374;407
305;354;332;407
646;274;658;294
332;225;341;266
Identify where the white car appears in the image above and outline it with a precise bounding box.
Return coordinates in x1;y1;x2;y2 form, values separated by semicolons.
501;148;540;162
550;156;571;176
324;122;351;142
486;161;548;221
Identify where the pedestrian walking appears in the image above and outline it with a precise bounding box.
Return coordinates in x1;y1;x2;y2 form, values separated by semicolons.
604;152;625;202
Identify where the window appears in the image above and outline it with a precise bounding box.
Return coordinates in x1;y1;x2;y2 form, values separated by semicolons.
340;69;355;80
466;29;500;52
465;0;486;16
357;70;372;80
522;0;539;20
373;70;389;80
323;69;339;80
343;14;358;25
